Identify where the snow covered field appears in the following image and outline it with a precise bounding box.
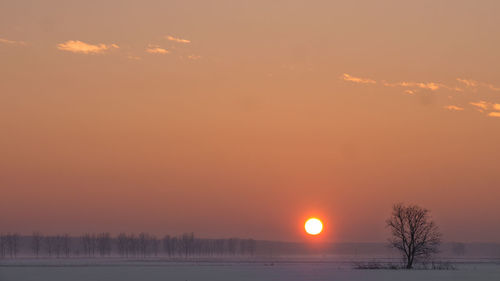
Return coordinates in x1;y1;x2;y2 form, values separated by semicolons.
1;259;500;281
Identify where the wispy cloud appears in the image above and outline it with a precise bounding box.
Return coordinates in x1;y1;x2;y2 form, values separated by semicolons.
469;101;500;118
469;101;489;111
342;73;500;119
342;73;376;84
444;105;464;111
383;81;449;91
0;37;26;46
457;78;500;92
57;40;119;54
342;73;500;96
484;83;500;92
166;35;191;44
417;82;441;91
343;74;459;92
457;78;478;87
187;54;202;60
145;44;169;54
127;55;141;60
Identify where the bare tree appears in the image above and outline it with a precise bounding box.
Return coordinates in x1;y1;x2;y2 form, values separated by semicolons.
150;235;160;257
181;233;194;258
117;233;128;257
53;235;65;258
0;234;6;258
162;235;173;257
62;234;71;258
81;233;98;257
138;233;149;258
386;203;441;269
12;234;20;258
1;233;21;258
248;239;256;256
45;236;54;257
97;233;111;257
81;234;91;257
126;234;138;257
32;232;43;258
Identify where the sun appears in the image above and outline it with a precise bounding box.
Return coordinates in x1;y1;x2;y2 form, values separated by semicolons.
305;218;323;235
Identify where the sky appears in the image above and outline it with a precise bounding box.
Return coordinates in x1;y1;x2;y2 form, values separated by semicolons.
1;0;500;243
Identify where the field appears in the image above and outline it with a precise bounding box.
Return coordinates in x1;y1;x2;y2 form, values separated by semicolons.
1;259;499;281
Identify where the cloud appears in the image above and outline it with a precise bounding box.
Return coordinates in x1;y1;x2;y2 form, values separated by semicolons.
457;78;478;87
146;44;169;54
469;101;500;117
469;101;489;111
343;73;498;95
342;73;500;118
0;37;26;46
187;54;202;60
384;81;443;91
484;83;500;92
444;105;464;111
416;82;441;91
127;55;141;60
57;40;119;54
342;74;376;84
166;35;191;44
457;78;500;91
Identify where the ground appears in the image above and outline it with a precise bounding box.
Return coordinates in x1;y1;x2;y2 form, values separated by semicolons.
1;259;499;281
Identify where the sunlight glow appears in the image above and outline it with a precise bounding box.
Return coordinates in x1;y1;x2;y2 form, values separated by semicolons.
305;218;323;235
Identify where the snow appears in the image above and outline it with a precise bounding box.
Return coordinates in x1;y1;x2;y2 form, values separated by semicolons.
1;259;500;281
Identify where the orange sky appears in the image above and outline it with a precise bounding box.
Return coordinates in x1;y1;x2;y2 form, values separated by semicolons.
1;0;500;242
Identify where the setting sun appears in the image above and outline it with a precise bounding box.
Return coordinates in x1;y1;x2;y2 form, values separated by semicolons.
305;218;323;235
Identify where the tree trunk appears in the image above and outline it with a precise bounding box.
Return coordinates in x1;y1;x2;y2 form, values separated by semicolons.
406;255;413;269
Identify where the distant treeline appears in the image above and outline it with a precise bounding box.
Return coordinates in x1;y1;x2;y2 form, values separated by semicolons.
0;232;256;259
1;233;498;259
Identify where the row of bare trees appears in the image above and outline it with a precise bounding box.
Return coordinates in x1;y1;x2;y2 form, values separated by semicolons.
0;232;256;259
81;233;112;257
161;233;257;257
115;232;256;258
116;233;160;258
0;233;21;258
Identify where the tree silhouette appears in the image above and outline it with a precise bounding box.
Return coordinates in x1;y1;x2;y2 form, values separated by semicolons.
386;203;441;269
32;232;43;258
